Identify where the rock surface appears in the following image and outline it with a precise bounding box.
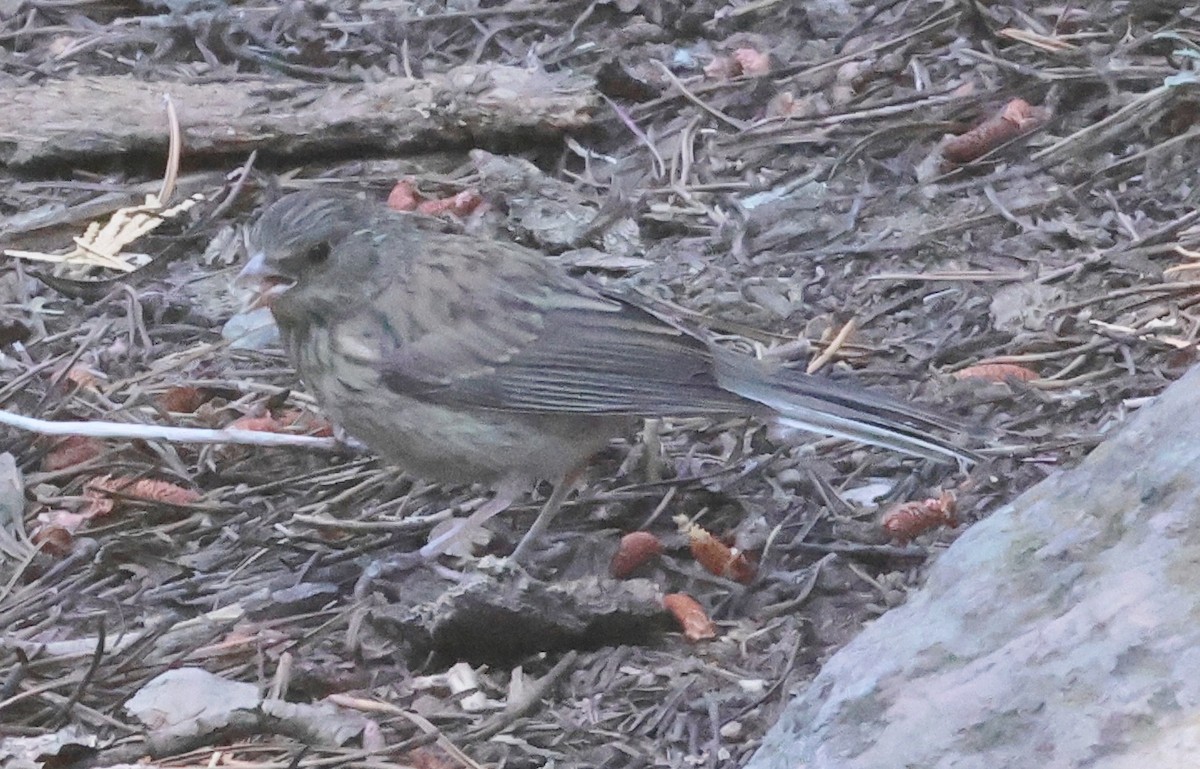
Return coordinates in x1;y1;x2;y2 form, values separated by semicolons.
747;366;1200;769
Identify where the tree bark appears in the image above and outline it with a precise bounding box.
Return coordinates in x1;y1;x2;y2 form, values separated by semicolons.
1;66;599;167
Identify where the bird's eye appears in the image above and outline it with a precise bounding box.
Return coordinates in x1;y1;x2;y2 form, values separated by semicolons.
305;241;331;265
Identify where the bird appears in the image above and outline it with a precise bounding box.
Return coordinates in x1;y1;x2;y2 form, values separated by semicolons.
238;189;973;563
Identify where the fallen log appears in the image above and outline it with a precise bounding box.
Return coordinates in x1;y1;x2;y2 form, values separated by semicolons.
1;65;598;167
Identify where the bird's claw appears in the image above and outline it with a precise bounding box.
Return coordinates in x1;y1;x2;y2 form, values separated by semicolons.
352;550;466;599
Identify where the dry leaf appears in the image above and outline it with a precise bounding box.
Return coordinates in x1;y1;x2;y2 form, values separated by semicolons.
953;363;1038;383
4;193;202;273
765;90;808;119
942;98;1050;165
59;364;105;391
278;409;335;437
675;516;756;584
881;491;958;544
31;510;88;556
663;593;716;642
83;475;201;517
416;189;484;218
703;56;740;80
733;47;771;76
228;409;334;437
705;47;770;79
41;436;105;471
610;531;664;578
387;180;422;212
158;385;210;413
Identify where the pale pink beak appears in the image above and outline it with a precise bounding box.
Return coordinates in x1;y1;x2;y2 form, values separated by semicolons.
236;251;292;309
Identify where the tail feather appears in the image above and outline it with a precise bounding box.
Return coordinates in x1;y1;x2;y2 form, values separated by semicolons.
772;409;974;466
716;354;976;466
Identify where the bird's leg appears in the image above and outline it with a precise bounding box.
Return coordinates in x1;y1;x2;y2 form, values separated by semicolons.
419;481;522;560
509;466;586;563
354;483;522;596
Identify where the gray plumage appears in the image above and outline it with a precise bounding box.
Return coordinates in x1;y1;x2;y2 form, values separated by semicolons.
241;189;972;559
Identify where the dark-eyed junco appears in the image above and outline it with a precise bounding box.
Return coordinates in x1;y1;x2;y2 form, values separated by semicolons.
239;189;972;561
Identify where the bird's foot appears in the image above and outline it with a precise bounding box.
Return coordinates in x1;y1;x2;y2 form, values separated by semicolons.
352;550;466;598
474;553;530;579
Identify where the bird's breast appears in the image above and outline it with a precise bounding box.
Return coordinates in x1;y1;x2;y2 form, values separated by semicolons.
283;322;630;486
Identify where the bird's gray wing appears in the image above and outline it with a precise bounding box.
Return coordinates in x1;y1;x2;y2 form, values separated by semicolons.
364;230;746;416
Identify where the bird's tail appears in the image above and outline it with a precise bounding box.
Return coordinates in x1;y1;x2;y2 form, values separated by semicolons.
715;353;977;466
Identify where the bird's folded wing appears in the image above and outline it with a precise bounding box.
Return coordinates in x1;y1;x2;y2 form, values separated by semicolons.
363;232;745;415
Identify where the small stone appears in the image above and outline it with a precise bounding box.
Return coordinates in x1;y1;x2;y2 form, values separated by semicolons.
720;720;743;740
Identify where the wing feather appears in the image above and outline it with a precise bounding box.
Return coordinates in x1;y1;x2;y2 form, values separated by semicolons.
323;212;973;464
363;226;744;415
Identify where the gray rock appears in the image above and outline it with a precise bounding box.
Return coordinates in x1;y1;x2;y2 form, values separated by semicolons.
221;306;280;350
747;366;1200;769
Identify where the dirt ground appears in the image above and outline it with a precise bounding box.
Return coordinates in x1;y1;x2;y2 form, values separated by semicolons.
2;1;1199;767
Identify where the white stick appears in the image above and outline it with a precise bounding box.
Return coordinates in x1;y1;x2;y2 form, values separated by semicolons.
0;409;343;451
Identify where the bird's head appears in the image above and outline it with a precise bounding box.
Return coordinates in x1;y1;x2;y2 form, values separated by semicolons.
238;190;379;318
